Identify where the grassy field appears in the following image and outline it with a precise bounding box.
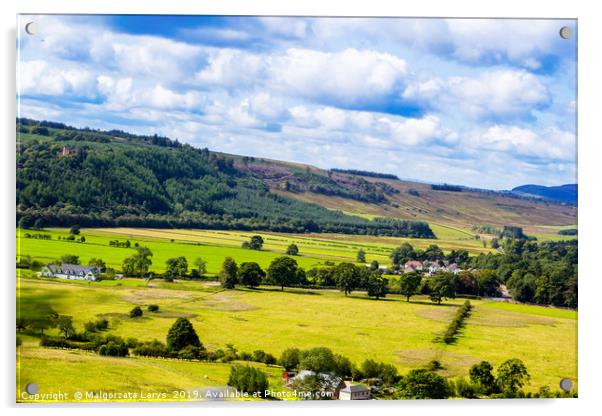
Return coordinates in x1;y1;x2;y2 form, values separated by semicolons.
17;276;577;401
17;335;287;402
17;226;493;276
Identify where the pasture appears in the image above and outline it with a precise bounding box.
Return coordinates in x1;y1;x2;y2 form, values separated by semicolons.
17;226;493;275
17;276;577;399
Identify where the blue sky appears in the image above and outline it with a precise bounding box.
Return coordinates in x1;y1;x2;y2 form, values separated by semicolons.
17;15;577;189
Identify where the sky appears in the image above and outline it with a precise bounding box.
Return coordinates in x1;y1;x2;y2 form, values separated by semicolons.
17;15;577;190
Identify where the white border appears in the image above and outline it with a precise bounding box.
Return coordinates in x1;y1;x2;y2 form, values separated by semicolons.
2;1;601;416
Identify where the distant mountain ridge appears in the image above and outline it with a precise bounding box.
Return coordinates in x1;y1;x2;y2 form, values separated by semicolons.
511;184;577;205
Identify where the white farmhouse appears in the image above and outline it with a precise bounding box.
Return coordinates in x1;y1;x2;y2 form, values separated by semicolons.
339;381;371;400
40;264;99;281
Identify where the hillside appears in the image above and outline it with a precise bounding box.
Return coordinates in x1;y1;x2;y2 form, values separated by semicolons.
233;156;576;233
512;184;577;205
15;119;433;238
16;119;576;236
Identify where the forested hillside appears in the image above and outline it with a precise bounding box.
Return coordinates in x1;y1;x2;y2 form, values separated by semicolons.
15;119;434;238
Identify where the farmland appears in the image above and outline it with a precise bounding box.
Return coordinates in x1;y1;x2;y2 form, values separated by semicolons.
17;275;577;401
17;225;493;275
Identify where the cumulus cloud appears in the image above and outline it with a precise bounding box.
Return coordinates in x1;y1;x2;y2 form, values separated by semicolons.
16;15;577;188
403;69;550;120
19;60;96;97
310;18;575;70
469;125;575;161
196;47;408;107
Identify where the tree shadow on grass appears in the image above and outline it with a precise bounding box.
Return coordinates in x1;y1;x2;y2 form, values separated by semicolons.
407;300;458;308
242;286;322;296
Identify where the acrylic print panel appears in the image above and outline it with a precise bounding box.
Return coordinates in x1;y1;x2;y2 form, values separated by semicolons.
16;15;577;403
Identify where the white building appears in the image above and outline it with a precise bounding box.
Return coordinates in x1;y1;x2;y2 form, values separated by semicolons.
40;264;99;281
339;381;371;400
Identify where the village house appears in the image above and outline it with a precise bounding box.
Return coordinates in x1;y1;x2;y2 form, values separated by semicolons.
40;264;99;281
338;381;371;400
404;260;463;276
403;260;423;273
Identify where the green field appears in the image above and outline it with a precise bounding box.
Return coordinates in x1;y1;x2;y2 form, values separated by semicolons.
17;226;493;276
17;275;577;401
17;334;286;402
17;226;577;401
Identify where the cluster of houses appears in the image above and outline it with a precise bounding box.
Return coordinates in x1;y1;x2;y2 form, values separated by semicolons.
282;370;371;400
403;260;461;276
40;264;100;281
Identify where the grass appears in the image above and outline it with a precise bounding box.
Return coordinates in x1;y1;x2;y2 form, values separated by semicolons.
17;335;286;402
17;276;577;399
17;226;496;275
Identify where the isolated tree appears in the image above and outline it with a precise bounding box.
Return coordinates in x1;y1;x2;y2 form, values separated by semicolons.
219;257;238;289
399;272;422;302
279;348;301;371
496;358;530;394
333;262;360;296
469;361;496;394
166;318;202;352
238;262;265;287
69;224;81;235
266;256;298;291
286;243;299;256
356;249;367;263
367;273;388;300
165;256;188;279
491;238;500;249
129;306;143;318
243;235;264;250
429;272;457;304
369;260;380;271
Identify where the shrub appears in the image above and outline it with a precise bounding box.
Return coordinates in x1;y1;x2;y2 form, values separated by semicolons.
228;365;269;397
455;377;479;398
132;339;170;358
129;306;143;318
426;360;443;371
442;300;471;344
147;304;159;312
177;345;206;360
98;341;129;357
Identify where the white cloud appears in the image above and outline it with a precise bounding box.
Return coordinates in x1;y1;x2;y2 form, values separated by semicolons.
404;69;550;120
196;49;265;87
196;47;408;106
310;18;573;69
19;60;95;97
471;125;575;160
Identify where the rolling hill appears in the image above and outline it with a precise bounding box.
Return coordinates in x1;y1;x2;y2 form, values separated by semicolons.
16;119;576;236
512;184;577;205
